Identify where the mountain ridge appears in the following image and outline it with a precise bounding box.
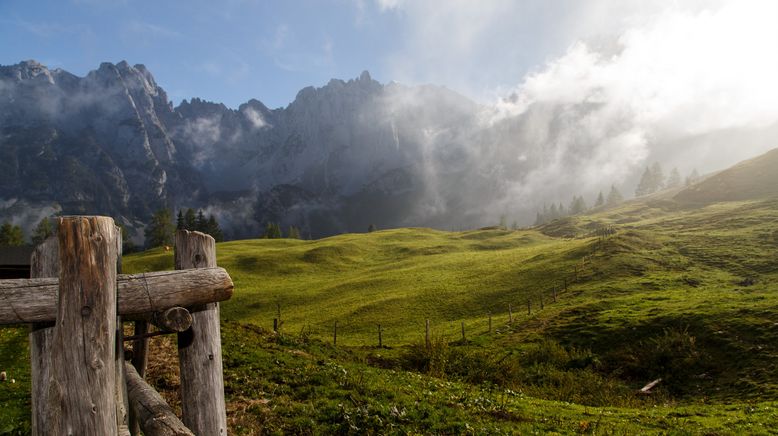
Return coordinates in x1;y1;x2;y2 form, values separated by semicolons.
2;59;776;243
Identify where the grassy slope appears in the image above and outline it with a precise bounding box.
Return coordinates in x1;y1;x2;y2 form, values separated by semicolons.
2;195;778;433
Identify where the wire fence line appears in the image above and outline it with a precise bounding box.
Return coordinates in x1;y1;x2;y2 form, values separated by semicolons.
265;230;616;348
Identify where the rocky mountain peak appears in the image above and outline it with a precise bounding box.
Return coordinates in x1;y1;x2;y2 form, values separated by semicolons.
0;60;55;84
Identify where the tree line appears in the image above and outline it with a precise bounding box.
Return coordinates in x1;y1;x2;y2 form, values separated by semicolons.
144;208;225;249
534;185;624;225
0;217;55;248
635;163;699;197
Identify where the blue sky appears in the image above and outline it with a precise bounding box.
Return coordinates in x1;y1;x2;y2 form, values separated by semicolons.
0;0;613;109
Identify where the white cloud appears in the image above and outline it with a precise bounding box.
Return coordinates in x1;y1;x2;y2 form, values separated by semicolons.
242;106;268;129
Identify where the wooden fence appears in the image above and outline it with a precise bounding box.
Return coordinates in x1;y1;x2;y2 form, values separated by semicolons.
0;216;234;436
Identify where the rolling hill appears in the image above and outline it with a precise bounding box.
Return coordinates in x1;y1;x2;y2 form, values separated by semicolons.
2;150;778;433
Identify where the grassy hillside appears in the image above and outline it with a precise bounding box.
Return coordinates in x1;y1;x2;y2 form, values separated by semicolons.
110;196;778;432
3;162;778;433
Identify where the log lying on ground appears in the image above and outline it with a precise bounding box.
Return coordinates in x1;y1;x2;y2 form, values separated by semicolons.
0;267;233;325
125;362;194;436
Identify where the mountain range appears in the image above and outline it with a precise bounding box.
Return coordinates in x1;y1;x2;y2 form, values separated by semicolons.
2;60;774;242
0;60;532;241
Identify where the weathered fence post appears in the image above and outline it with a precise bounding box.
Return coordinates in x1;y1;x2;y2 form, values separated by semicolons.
540;293;544;310
29;237;58;436
175;230;227;436
378;324;383;348
333;321;338;346
273;318;278;333
115;227;130;436
47;216;119;434
425;319;431;351
509;304;513;323
488;313;492;333
460;321;466;342
527;299;531;315
553;286;557;303
129;318;149;436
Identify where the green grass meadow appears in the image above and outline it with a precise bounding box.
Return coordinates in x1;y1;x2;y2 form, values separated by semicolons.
2;195;778;433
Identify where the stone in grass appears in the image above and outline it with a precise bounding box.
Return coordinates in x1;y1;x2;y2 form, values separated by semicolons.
0;371;6;382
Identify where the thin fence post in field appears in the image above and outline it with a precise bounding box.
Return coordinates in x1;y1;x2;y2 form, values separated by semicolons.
527;299;531;315
276;303;281;332
553;286;557;303
540;293;544;310
29;237;58;436
378;324;383;348
273;318;278;333
333;321;338;346
425;319;431;351
47;216;118;434
461;321;465;343
488;313;492;333
175;230;227;436
509;304;513;323
564;277;568;291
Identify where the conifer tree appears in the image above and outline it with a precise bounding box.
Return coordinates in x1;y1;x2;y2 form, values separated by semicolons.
607;185;624;205
195;210;207;232
31;217;54;245
263;222;282;239
569;196;587;215
534;211;544;226
176;210;185;230
0;222;25;246
650;162;665;191
144;209;174;248
205;215;224;242
685;168;700;186
635;167;652;197
667;167;682;188
594;191;605;207
184;208;196;230
367;224;377;232
288;226;301;239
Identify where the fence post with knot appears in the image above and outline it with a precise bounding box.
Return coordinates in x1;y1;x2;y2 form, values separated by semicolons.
175;230;228;435
47;216;119;434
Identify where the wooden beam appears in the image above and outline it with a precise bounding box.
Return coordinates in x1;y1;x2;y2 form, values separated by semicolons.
0;267;233;325
149;307;193;333
46;216;118;434
125;362;194;436
176;230;228;436
29;237;58;436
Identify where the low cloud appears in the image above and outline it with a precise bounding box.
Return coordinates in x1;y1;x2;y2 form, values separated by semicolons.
242;106;268;129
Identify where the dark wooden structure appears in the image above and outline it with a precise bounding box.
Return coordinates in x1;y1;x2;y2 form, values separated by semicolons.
0;217;233;436
0;245;33;279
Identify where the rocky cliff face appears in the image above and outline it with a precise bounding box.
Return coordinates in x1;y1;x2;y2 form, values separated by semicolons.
0;60;203;234
0;60;530;240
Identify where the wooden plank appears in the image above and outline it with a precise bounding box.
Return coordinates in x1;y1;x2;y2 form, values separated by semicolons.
176;230;228;436
46;216;118;434
125;362;194;436
0;267;233;324
29;237;58;436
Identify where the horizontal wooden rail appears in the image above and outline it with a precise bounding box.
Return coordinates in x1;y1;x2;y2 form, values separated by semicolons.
0;267;233;325
125;362;194;436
